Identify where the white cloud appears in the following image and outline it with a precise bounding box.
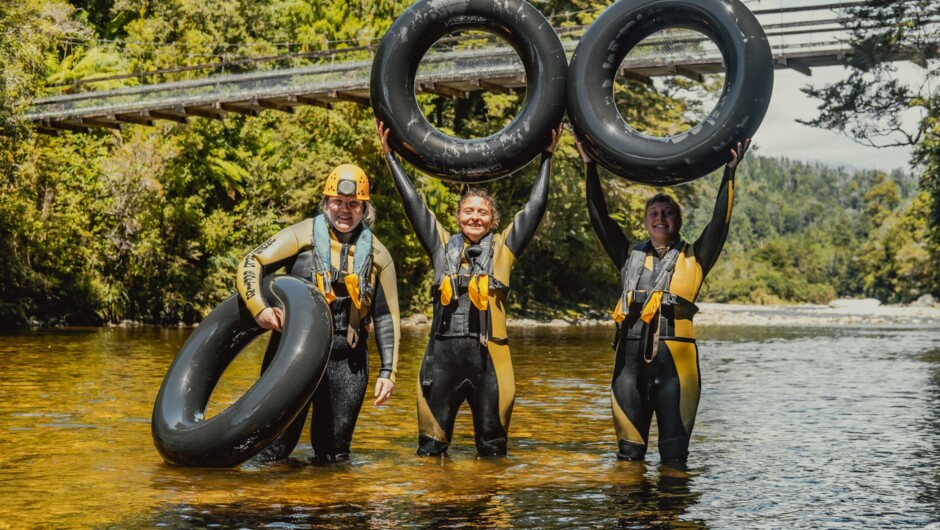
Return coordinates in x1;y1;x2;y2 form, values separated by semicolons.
755;65;924;173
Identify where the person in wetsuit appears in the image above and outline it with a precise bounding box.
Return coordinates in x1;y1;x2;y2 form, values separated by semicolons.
236;164;400;462
377;119;562;457
579;139;750;463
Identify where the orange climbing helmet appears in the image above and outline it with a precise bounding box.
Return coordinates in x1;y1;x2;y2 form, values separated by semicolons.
324;164;370;200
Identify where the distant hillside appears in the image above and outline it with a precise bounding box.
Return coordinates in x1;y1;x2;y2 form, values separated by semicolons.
682;156;934;304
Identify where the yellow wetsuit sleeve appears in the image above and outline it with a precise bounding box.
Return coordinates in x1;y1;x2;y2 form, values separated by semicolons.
693;165;736;276
370;238;401;383
236;220;312;317
502;152;552;257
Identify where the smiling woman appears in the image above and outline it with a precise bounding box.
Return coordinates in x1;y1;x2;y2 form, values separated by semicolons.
377;119;561;456
580;138;751;463
234;163;401;463
456;189;500;243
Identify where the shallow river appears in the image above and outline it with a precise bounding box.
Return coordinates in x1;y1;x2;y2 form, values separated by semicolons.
0;322;937;529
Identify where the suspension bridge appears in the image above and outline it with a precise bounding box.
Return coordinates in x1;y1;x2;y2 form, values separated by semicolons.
24;0;936;135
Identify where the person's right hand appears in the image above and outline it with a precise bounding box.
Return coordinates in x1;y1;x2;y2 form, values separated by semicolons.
375;118;392;155
546;122;564;154
574;135;593;163
727;138;751;168
255;306;283;331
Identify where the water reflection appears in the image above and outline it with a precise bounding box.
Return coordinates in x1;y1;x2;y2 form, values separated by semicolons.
917;346;940;519
135;459;705;529
1;324;939;528
603;463;704;529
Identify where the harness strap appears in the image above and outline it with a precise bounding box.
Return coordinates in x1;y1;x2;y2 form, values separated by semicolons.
436;232;498;343
613;240;689;362
311;215;374;345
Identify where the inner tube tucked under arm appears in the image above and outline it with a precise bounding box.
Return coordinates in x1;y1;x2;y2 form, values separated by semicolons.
151;275;332;468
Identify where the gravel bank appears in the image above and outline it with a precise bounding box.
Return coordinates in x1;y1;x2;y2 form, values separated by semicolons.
401;299;940;329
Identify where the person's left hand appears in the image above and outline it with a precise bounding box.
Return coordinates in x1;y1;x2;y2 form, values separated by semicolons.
373;377;395;406
546;122;564;154
376;119;392;155
727;138;751;168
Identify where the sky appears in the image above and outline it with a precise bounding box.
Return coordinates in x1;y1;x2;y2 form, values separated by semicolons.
754;64;923;173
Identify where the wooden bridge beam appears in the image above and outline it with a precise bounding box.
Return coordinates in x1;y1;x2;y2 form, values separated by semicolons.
618;68;654;86
335;91;371;106
300;95;333;110
220;101;261;117
149;107;189;124
183;102;226;120
36;126;62;137
44;119;93;133
674;65;705;83
419;82;471;99
476;79;512;93
775;56;813;76
81;115;123;130
114;111;155;126
255;97;295;114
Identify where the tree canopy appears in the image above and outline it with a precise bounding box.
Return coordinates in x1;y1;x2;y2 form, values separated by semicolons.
0;0;936;327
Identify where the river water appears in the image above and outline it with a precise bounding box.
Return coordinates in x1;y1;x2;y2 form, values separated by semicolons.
0;321;937;529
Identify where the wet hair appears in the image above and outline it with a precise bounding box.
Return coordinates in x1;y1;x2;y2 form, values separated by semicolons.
644;192;682;234
457;187;500;229
318;197;377;228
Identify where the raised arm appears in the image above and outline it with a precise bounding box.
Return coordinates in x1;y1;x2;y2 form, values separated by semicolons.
378;120;447;255
503;124;562;255
580;140;631;270
693;139;750;275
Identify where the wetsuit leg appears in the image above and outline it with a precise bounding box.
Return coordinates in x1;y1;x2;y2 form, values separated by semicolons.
651;340;701;463
310;332;369;461
612;338;654;460
417;337;476;456
255;331;308;462
468;341;512;456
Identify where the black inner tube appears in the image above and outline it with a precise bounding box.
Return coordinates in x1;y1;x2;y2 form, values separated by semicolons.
151;275;332;468
370;0;568;183
567;0;773;186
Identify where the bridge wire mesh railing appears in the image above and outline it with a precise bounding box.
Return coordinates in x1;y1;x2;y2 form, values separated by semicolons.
26;0;937;122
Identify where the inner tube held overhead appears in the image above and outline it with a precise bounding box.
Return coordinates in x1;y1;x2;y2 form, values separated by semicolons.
151;275;332;468
567;0;774;186
371;0;568;183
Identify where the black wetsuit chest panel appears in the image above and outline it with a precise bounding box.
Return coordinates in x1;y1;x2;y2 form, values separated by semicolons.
290;249;361;332
437;289;481;338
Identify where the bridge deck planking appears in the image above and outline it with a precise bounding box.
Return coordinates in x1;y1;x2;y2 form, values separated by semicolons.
24;2;937;134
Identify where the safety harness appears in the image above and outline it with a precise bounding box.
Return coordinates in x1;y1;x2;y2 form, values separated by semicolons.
310;215;374;347
421;232;507;390
612;240;699;360
436;232;508;346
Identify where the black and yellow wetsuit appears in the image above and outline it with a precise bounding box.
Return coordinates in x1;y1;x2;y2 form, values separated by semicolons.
385;152;552;456
237;216;400;461
586;162;736;463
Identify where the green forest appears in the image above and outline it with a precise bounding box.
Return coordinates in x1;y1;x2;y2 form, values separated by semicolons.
1;0;938;328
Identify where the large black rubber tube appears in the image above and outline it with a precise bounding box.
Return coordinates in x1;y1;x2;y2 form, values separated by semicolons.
370;0;568;183
568;0;773;186
151;275;332;468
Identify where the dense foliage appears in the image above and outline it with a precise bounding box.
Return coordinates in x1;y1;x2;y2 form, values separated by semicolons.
0;0;936;327
799;0;940;270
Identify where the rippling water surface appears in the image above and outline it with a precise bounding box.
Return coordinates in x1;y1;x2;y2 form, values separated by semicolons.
0;322;937;528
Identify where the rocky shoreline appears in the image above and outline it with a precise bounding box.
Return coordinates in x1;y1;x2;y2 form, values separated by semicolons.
400;298;940;329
